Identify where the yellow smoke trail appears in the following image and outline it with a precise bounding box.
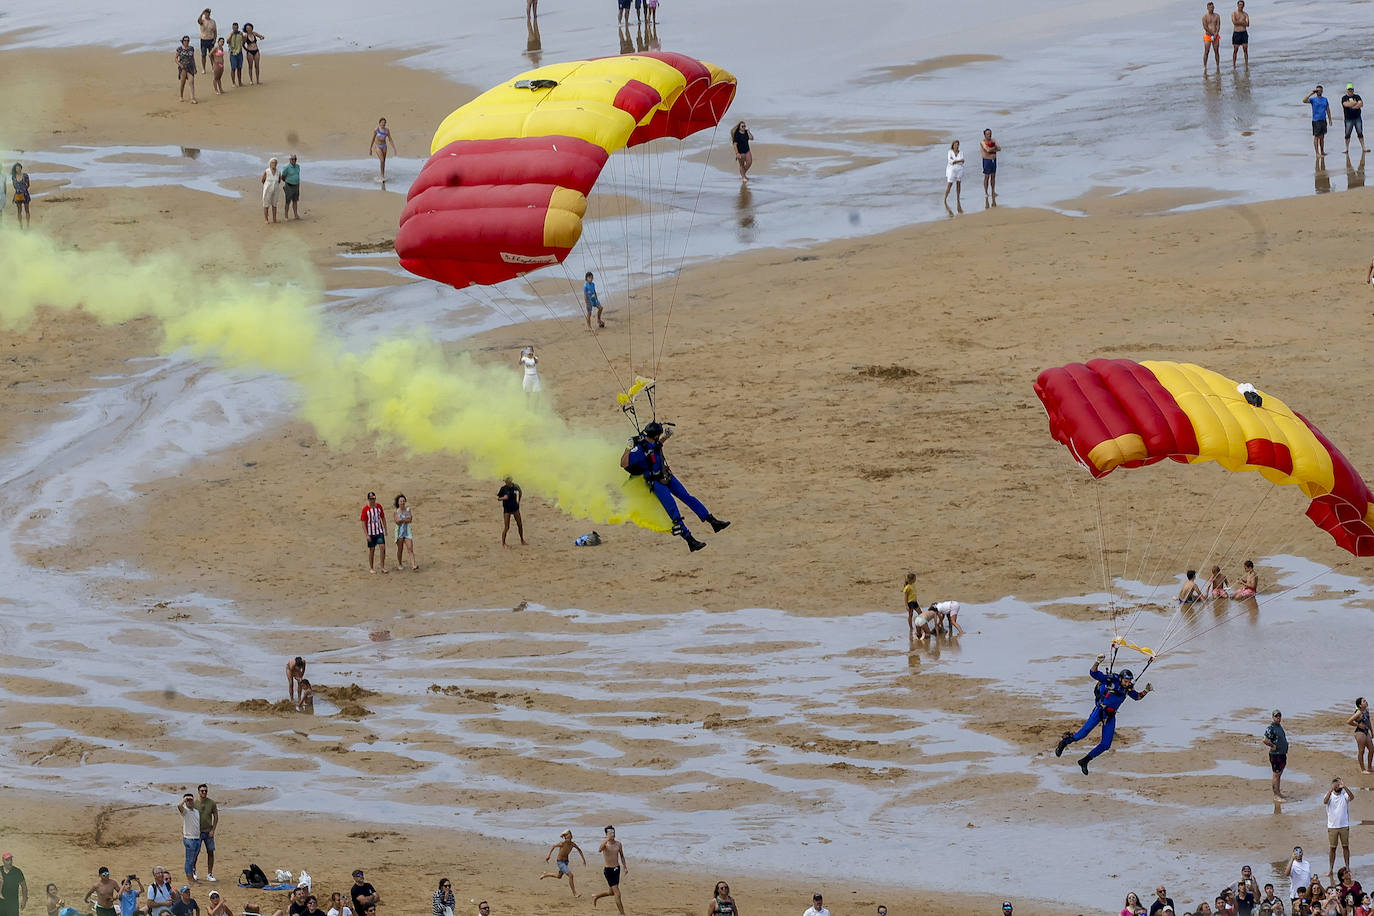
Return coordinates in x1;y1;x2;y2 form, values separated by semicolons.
0;228;669;530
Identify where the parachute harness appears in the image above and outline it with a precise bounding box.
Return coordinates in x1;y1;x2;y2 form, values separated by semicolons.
616;376;658;435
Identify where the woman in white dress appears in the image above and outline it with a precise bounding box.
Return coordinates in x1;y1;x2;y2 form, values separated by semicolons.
261;157;282;224
518;345;541;404
944;140;965;208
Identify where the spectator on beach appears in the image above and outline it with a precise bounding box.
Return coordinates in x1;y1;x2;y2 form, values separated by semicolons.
708;882;737;916
177;793;201;883
9;163;29;228
287;656;306;702
647;0;658;24
1261;885;1285;916
210;38;225;94
394;495;417;571
175;37;198;104
1203;3;1221;68
731;121;754;182
44;883;64;916
197;10;217;72
326;894;351;916
170;888;198;916
475;904;489;916
980;129;1001;199
518;347;541;401
498;476;527;547
85;868;121;916
1178;570;1203;604
348;871;379;914
1346;698;1372;774
1235;560;1258;598
944;140;964;209
369;119;396;182
1326;777;1354;879
361;492;388;572
261;158;282;224
539;830;585;898
583;272;604;329
902;572;921;633
1289;847;1313;905
195;784;218;882
1341;84;1368;154
1001;906;1015;916
431;880;453;916
303;898;324;916
1152;888;1177;916
281;154;301;220
617;0;631;27
118;876;144;916
288;887;308;916
1306;87;1333;157
591;826;628;914
226;24;244;87
803;894;830;916
1123;894;1145;916
1231;1;1248;65
1264;709;1289;800
930;600;965;636
204;892;229;916
295;679;314;712
1237;867;1261;916
1206;565;1230;598
243;905;283;916
242;24;264;85
147;869;174;916
1337;872;1362;907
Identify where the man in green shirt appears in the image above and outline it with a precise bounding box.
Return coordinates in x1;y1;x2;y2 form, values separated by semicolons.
196;784;220;883
226;23;245;87
280;154;301;220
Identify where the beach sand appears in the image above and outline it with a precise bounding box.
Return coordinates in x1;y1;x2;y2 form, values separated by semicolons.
4;43;1374;912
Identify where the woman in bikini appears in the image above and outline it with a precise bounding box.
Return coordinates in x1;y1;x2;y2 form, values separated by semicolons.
242;23;265;85
1347;697;1373;774
369;118;397;182
211;36;226;94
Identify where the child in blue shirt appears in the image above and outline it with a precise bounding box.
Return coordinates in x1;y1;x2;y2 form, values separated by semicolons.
584;271;604;329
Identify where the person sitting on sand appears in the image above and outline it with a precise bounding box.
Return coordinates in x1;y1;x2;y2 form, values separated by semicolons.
1235;560;1258;598
1178;569;1203;604
1055;652;1154;773
1206;565;1230;599
539;830;586;899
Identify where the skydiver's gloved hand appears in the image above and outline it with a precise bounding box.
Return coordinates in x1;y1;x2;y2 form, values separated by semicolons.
1095;653;1107;664
1144;682;1153;693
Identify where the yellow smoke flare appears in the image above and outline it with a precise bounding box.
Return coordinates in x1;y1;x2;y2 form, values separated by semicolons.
0;228;670;531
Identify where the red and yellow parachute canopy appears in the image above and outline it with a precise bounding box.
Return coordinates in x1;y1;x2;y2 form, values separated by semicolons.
396;52;737;289
1034;359;1374;556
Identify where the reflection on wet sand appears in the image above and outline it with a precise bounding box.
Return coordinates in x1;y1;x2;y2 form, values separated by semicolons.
1316;157;1331;193
1347;151;1365;190
524;14;541;67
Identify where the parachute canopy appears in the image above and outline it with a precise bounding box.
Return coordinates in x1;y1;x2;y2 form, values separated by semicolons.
396;52;737;289
1034;359;1374;556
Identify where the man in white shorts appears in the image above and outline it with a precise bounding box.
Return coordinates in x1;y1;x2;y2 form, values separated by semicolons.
931;600;965;635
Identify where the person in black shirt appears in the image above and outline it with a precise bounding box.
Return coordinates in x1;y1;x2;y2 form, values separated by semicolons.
349;872;379;914
288;888;309;916
496;476;527;547
1341;84;1368;154
1149;887;1175;916
170;888;200;916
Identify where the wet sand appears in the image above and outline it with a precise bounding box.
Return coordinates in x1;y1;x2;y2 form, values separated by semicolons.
5;36;1374;915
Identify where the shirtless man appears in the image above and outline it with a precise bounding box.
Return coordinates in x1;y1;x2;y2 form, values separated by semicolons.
87;868;123;916
1203;3;1222;68
1206;565;1230;599
979;128;1001;199
1231;1;1249;65
539;831;586;898
591;826;628;914
1178;569;1204;604
1235;559;1259;598
196;9;217;73
287;656;306;703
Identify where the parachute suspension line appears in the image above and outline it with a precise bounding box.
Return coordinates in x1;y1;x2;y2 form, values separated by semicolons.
1116;497;1170;650
1138;475;1228;608
1221;486;1274;570
1093;483;1118;624
524;267;631;399
654;120;723;384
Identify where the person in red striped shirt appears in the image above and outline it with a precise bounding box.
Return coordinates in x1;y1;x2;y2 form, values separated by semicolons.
360;491;388;573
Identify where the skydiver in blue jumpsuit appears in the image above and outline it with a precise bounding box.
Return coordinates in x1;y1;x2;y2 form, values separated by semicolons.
621;421;729;552
1055;653;1154;774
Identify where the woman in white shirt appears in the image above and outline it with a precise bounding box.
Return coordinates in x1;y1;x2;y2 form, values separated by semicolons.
518;346;541;402
944;140;965;208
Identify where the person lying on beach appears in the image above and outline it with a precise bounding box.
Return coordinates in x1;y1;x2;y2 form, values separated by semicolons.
539;831;586;898
1206;565;1230;598
1235;560;1258;598
1178;570;1203;604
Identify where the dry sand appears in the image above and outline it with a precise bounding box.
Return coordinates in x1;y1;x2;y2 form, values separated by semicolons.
4;42;1374;913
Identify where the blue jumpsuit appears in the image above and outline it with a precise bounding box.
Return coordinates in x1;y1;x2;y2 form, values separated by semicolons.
1065;668;1142;762
625;437;711;538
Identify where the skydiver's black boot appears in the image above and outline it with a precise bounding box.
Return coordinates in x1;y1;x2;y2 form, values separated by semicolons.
1055;732;1072;757
707;515;730;533
1077;755;1091;775
673;521;707;552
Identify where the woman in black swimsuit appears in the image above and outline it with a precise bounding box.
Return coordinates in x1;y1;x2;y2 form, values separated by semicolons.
708;881;738;916
242;22;265;85
730;121;754;182
1347;697;1373;774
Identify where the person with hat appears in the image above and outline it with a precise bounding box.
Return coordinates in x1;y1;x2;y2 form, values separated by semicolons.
348;872;378;915
170;887;198;916
539;831;586;898
620;422;729;552
0;855;26;916
360;492;387;573
1054;651;1155;773
1341;84;1368;154
802;894;829;916
205;889;230;916
1263;709;1289;801
84;868;121;916
1002;904;1016;916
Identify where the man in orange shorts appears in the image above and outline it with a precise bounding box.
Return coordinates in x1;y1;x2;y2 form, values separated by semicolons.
1203;2;1222;68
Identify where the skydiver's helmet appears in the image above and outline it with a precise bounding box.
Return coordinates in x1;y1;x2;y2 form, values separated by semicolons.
642;421;664;439
1118;669;1135;682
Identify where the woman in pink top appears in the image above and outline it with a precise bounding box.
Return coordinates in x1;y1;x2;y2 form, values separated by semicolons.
1121;893;1143;916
